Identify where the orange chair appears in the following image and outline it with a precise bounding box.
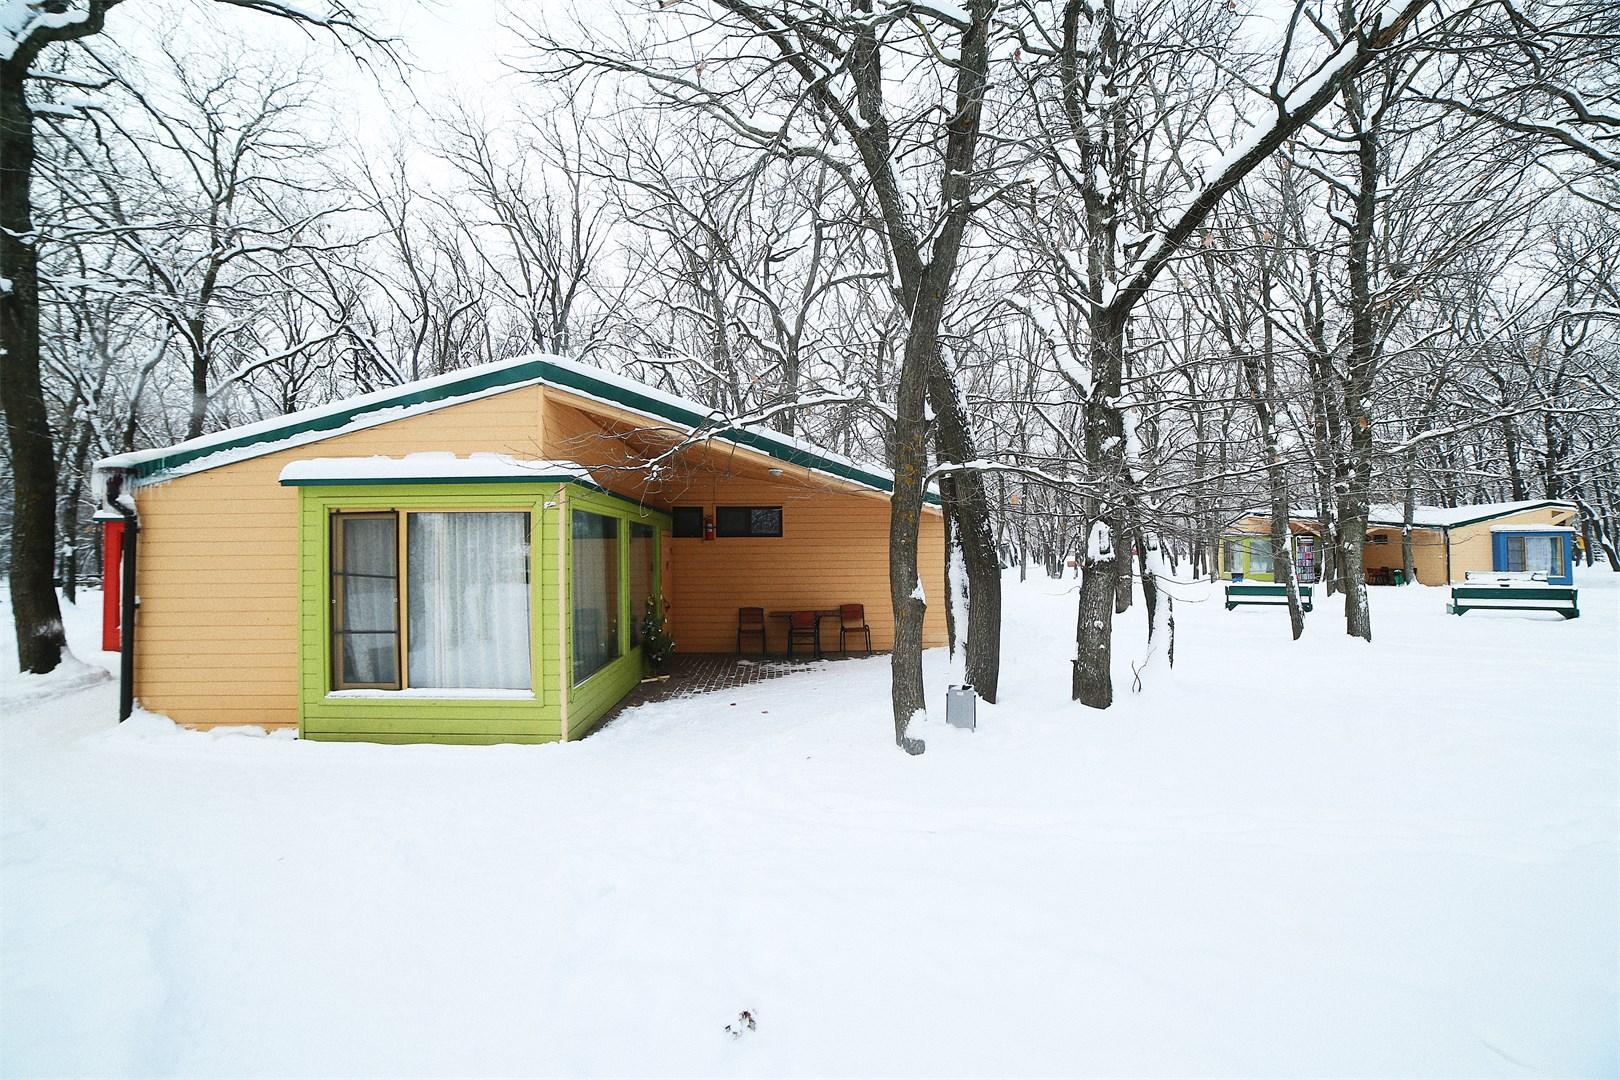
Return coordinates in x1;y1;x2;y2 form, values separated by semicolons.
787;610;820;659
737;607;766;655
839;603;872;655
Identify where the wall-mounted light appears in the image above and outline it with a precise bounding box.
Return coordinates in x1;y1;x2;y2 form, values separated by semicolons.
767;467;784;476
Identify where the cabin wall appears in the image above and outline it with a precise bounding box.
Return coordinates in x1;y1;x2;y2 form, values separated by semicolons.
130;385;547;730
1448;506;1578;582
540;392;948;654
1361;527;1447;584
660;476;947;654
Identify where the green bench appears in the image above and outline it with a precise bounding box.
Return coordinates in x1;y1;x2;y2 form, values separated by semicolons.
1449;574;1579;619
1225;582;1313;612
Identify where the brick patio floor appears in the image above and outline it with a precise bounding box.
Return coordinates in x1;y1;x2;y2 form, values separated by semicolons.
593;649;883;733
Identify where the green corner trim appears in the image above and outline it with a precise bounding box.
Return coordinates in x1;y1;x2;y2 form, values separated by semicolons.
295;480;668;745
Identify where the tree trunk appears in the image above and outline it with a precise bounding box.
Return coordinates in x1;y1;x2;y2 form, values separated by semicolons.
888;325;934;756
1073;316;1126;707
1338;70;1379;643
926;369;1002;702
1;64;69;674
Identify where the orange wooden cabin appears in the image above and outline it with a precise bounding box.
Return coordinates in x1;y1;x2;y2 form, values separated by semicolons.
93;357;947;742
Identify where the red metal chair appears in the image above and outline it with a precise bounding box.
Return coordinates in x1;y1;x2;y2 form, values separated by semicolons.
737;607;766;655
787;610;820;659
839;603;872;655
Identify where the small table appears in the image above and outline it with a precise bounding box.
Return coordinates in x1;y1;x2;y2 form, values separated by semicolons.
767;609;841;658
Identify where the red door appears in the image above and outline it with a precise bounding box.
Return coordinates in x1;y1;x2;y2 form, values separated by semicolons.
102;520;124;652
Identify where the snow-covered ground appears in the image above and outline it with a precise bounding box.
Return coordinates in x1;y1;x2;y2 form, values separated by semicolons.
2;570;1616;1077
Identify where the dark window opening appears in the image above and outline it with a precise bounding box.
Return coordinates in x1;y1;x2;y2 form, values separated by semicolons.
717;506;783;538
672;506;704;538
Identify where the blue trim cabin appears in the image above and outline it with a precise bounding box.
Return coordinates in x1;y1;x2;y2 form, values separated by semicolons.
1219;500;1579;585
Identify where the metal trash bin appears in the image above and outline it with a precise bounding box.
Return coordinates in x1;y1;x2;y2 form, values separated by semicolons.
946;684;977;731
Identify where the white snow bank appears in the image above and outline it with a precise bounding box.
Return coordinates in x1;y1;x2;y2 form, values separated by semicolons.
279;452;589;485
1;574;1615;1077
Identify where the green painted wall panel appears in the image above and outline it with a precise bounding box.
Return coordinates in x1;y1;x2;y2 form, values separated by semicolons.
295;481;665;745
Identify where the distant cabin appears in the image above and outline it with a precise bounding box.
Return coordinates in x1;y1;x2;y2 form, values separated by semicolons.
1219;501;1579;587
94;357;947;744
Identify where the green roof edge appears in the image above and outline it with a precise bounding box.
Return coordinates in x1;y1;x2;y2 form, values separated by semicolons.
129;360;549;481
1365;499;1577;530
128;355;941;505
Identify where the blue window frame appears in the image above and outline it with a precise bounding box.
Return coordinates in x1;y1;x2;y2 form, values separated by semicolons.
1490;530;1574;585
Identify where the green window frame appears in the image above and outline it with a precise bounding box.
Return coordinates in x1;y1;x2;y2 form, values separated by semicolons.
330;508;534;693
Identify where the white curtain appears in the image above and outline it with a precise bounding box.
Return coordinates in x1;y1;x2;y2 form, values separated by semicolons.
408;512;532;690
1524;536;1555;575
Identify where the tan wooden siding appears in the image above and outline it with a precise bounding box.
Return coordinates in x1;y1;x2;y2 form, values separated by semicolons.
540;394;946;654
649;471;946;654
1447;506;1577;582
1361;527;1448;584
131;385;547;729
132;380;942;731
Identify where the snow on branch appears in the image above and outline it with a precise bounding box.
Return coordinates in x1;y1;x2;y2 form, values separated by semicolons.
1108;0;1437;319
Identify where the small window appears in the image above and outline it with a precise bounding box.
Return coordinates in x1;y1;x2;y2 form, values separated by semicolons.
331;512;401;690
672;506;704;538
717;506;783;538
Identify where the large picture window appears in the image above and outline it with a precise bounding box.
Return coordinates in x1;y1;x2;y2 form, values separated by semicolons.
1222;534;1277;580
407;512;531;689
572;510;621;683
1502;534;1565;577
628;522;655;646
330;509;532;693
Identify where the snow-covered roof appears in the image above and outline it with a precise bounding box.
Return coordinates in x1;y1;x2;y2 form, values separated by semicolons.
1488;523;1577;534
95;354;934;503
1234;500;1577;531
1366;500;1575;529
278;453;592;487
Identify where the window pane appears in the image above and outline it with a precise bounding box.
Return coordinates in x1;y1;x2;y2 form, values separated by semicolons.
408;512;532;690
342;633;396;687
1523;536;1555;575
1247;538;1274;575
343;517;396;577
332;513;398;690
343;573;396;632
750;507;783;536
672;507;703;538
716;506;748;537
629;522;654;646
1505;536;1526;572
573;511;620;683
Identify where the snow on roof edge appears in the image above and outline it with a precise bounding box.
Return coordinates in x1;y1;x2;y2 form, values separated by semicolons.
97;352;933;504
95;355;545;472
1228;499;1577;530
278;453;591;485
